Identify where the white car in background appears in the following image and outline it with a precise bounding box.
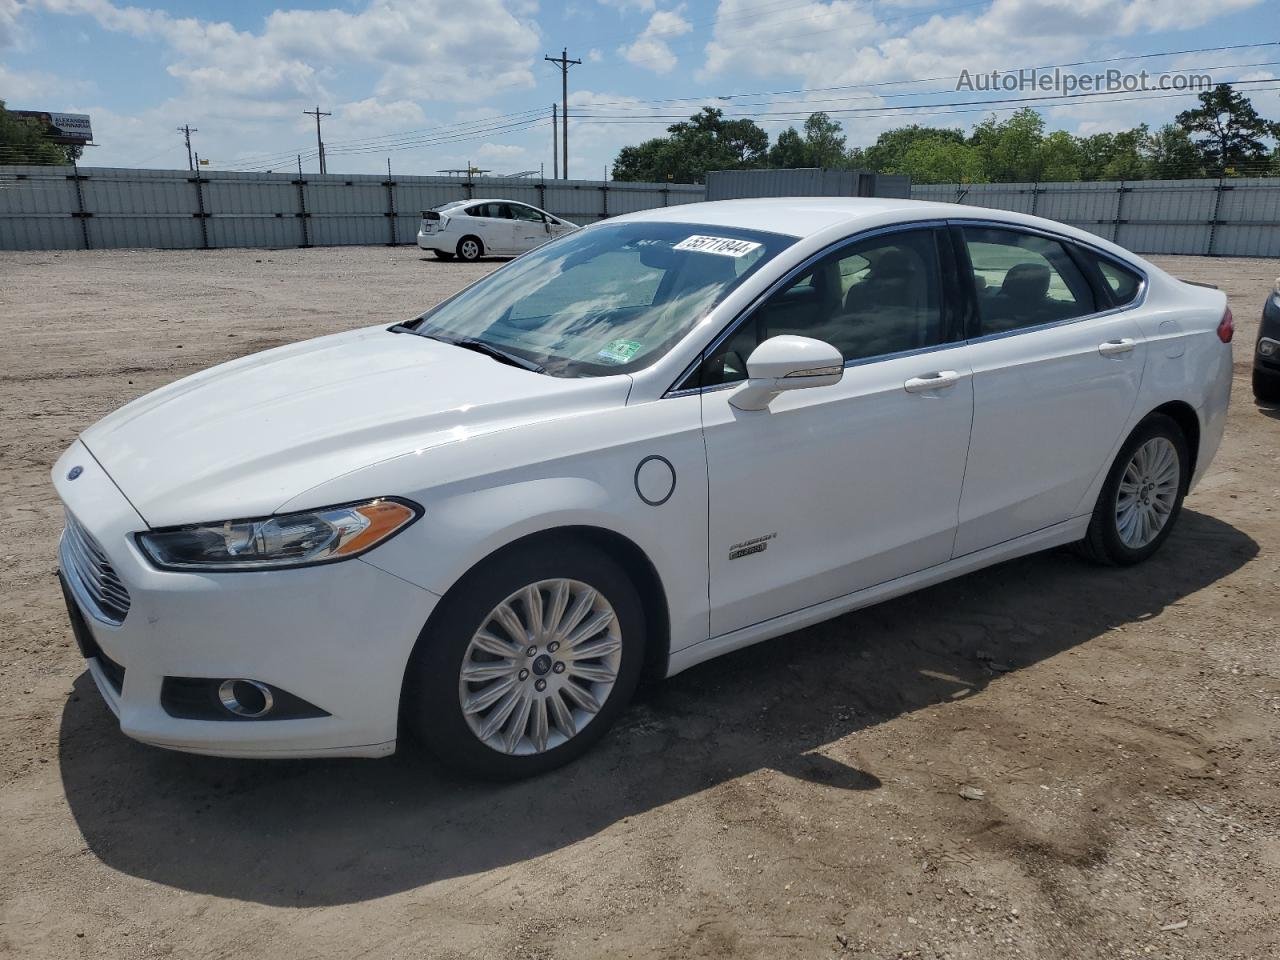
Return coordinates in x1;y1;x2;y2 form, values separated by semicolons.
417;199;578;261
54;198;1232;779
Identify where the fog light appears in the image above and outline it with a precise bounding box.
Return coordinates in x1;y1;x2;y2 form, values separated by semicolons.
1259;337;1279;357
217;678;274;718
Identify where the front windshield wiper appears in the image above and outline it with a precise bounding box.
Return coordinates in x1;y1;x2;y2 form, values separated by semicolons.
391;321;547;373
451;337;546;374
389;323;545;374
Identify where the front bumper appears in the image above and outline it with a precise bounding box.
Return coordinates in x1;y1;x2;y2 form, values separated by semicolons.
53;441;439;759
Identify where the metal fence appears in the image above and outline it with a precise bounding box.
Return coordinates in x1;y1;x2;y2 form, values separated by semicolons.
3;165;1278;257
707;169;911;200
910;178;1280;258
0;165;707;251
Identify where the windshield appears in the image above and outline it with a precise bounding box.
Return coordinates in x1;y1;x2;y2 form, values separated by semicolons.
406;221;795;377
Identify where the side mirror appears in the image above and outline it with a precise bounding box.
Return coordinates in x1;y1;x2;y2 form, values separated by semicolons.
729;335;844;411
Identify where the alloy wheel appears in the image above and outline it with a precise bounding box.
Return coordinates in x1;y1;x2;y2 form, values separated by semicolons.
458;578;623;755
1114;436;1180;549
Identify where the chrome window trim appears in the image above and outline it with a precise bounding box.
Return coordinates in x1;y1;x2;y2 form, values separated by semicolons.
663;217;1153;398
664;220;951;397
949;218;1150;345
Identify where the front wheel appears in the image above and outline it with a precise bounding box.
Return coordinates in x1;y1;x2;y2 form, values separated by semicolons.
1077;413;1189;566
402;539;645;779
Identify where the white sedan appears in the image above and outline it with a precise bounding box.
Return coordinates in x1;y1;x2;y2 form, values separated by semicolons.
54;198;1232;778
416;198;578;261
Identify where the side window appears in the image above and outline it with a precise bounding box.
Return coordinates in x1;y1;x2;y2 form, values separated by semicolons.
465;203;490;218
701;229;945;386
510;204;545;223
961;227;1096;335
1094;256;1143;306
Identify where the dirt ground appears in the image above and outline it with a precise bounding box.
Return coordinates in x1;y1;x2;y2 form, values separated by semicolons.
1;245;1278;960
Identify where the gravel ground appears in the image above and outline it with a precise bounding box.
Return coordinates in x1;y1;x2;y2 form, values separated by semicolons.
1;246;1278;960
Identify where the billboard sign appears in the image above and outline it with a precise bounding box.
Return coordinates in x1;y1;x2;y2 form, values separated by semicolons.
11;111;94;145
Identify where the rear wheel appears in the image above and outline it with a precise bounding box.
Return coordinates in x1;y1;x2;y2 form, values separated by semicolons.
1077;413;1189;566
457;236;483;261
402;538;644;779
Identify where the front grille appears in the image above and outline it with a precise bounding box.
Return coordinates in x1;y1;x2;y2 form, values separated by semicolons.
60;512;131;625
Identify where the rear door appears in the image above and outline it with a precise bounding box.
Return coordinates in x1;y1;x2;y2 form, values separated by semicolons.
952;223;1147;555
465;203;516;254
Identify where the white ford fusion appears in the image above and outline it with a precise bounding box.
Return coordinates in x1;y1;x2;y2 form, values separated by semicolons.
54;198;1232;778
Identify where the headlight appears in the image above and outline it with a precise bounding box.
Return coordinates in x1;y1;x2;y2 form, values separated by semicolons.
137;498;420;571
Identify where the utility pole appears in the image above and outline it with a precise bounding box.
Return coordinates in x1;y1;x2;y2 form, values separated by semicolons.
544;48;580;179
303;105;331;174
177;124;197;171
551;103;558;180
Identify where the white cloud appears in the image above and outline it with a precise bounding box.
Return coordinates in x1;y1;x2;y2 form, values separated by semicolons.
29;0;541;102
620;7;693;74
0;63;95;103
598;0;657;11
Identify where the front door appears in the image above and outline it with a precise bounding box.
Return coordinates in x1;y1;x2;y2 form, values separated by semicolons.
510;203;552;252
952;224;1147;555
701;226;975;636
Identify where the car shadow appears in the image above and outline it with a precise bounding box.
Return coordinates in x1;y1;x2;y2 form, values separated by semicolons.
58;509;1256;907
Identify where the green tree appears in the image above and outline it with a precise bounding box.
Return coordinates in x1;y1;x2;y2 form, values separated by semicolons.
767;112;849;168
1038;130;1083;182
767;127;808;167
859;125;966;173
0;100;74;165
1076;127;1149;181
970;108;1046;182
894;136;986;183
612;106;768;183
1176;84;1280;176
1143;124;1203;180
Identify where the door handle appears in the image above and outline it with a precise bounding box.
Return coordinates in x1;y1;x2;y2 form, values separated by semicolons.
1098;338;1136;357
904;370;962;393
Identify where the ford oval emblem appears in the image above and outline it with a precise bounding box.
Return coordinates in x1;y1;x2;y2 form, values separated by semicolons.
67;465;83;481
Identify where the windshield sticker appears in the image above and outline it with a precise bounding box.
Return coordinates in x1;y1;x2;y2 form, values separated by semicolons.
597;338;645;364
672;235;763;258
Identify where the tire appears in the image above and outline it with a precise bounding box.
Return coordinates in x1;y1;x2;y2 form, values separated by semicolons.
1253;367;1280;403
434;251;456;261
456;236;483;261
1077;413;1189;566
402;537;645;779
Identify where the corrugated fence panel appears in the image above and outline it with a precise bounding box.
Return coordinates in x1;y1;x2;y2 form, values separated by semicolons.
204;173;302;249
82;168;202;249
0;167;83;249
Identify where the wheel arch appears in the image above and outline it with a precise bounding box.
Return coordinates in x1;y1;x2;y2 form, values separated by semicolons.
401;524;671;702
456;234;484;257
1149;400;1200;486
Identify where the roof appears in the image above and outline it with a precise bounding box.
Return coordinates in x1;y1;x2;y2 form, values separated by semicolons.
617;197;974;238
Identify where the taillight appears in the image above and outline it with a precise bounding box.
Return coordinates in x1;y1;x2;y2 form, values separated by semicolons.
1217;307;1234;343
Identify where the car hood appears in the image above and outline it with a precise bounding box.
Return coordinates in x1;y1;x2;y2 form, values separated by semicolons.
81;326;631;527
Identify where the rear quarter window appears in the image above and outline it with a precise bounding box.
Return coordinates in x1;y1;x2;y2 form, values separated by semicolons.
1094;256;1144;306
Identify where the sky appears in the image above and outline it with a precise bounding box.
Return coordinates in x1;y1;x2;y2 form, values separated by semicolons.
0;0;1276;178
